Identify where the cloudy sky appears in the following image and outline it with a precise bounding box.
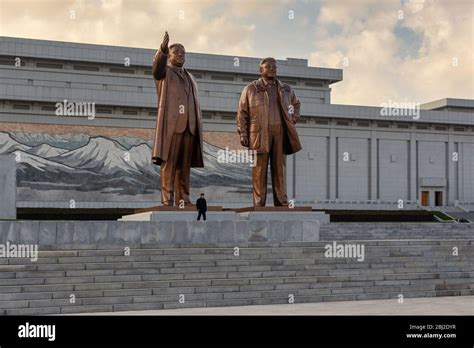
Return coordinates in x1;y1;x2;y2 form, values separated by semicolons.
0;0;472;106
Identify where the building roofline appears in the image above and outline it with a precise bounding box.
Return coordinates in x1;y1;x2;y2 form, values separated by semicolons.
421;98;474;110
0;36;343;83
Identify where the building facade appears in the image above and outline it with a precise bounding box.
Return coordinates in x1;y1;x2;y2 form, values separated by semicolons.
1;36;473;210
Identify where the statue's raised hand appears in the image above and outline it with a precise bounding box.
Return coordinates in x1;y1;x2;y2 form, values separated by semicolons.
161;31;169;53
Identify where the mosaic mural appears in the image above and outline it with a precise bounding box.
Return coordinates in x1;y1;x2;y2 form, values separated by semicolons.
0;125;253;204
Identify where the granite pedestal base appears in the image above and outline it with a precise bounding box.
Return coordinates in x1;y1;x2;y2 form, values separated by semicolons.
116;210;325;243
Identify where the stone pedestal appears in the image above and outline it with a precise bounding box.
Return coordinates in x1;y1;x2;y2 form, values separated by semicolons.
235;206;312;212
244;211;329;223
118;207;328;243
135;205;224;214
119;211;237;221
0;155;16;220
120;208;329;225
236;207;330;225
0;219;320;245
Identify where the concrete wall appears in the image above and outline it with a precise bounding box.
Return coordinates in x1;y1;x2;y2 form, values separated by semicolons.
294;135;328;201
287;128;474;209
461;143;474;202
337;137;370;200
378;140;409;201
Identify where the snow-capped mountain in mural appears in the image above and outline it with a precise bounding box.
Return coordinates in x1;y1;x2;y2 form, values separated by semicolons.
0;132;30;153
27;143;69;157
50;137;149;175
0;131;252;200
10;132;90;150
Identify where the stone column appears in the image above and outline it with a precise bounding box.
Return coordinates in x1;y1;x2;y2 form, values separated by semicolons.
370;130;378;200
329;129;337;200
0;155;16;219
409;135;417;202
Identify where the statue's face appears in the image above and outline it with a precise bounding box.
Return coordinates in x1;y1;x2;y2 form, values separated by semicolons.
169;46;185;67
260;61;277;80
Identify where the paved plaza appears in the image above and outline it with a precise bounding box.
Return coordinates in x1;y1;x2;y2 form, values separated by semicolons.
75;296;474;316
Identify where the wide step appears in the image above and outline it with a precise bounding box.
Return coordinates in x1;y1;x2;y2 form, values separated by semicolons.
0;240;472;315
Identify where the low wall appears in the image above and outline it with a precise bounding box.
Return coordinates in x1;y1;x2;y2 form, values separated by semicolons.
0;220;320;246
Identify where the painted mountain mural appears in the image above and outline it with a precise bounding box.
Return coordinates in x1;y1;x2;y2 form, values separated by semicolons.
0;131;252;203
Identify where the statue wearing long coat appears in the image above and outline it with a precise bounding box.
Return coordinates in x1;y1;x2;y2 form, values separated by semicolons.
151;48;204;168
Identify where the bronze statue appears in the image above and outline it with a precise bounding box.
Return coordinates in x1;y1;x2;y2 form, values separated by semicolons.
237;57;302;207
151;31;204;206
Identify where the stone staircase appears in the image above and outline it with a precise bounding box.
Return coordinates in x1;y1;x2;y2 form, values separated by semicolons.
320;222;474;240
0;223;472;315
423;206;474;223
448;212;474;223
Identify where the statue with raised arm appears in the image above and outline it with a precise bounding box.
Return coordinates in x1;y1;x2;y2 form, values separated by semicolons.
237;57;302;207
151;31;204;206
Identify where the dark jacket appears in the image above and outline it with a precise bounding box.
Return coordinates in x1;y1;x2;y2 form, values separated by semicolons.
196;197;207;212
237;77;302;155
